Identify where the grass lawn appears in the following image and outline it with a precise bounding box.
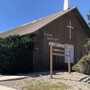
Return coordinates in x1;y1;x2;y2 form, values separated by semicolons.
26;80;71;90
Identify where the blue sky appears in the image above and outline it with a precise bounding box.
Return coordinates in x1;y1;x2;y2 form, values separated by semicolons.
0;0;90;33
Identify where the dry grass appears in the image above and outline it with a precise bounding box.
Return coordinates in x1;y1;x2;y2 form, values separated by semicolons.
26;80;71;90
87;84;90;88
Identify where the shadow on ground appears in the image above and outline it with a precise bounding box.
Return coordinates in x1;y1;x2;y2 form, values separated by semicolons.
79;76;90;84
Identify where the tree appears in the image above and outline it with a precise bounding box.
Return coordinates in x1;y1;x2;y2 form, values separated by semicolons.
84;38;90;54
87;10;90;27
0;34;35;74
84;10;90;54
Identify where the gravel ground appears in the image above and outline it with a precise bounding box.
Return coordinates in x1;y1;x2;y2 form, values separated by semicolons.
0;71;90;90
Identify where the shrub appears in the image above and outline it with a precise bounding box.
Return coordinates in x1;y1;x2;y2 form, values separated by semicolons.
0;34;34;74
72;54;90;75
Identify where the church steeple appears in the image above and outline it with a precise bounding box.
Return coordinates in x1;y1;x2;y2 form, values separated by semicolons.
63;0;70;10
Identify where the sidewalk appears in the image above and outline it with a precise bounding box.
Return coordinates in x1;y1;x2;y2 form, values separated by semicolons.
0;85;16;90
0;75;28;81
0;75;28;90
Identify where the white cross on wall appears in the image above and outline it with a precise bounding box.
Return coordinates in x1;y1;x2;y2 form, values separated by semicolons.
67;21;74;39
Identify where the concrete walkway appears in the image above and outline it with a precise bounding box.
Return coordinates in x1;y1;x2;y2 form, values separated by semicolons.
0;75;28;81
0;75;28;90
0;85;16;90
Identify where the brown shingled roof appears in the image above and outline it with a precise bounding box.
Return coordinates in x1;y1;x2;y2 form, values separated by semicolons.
0;7;89;38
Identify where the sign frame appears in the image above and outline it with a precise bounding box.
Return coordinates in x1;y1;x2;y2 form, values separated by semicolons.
49;42;71;79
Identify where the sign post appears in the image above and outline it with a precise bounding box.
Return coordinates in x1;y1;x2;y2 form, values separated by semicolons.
68;48;71;74
50;45;53;79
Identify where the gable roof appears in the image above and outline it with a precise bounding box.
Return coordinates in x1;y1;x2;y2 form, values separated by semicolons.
0;7;90;38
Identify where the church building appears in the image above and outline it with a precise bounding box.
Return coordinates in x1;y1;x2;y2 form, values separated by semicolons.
0;0;90;71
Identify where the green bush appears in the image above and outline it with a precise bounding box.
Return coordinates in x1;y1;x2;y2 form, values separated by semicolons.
72;54;90;75
0;35;34;74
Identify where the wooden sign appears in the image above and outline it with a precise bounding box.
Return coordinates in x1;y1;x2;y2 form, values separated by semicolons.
49;42;71;79
49;42;65;48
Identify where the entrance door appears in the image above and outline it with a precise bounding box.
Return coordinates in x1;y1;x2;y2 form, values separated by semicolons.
65;44;74;63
